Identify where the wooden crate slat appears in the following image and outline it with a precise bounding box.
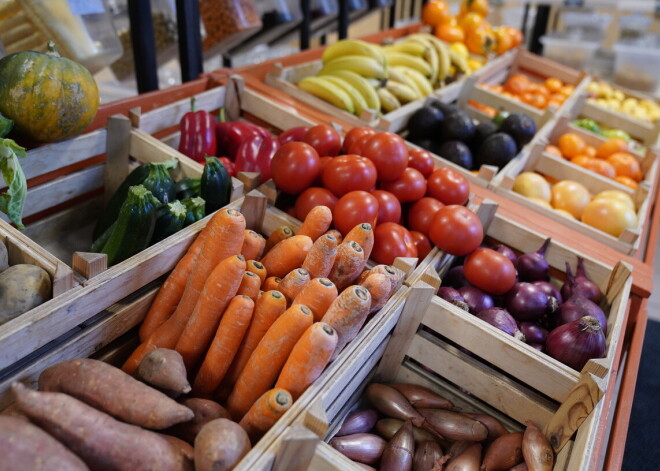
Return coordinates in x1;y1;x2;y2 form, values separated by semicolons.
580;100;660;147
240;87;318;131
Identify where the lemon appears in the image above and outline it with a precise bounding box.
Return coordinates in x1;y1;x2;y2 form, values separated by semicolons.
512;172;552;202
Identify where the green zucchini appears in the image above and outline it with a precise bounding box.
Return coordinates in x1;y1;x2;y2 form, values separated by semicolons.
142;163;176;205
90;221;115;253
200;156;231;215
151;200;187;243
181;197;206;227
99;185;160;265
175;178;201;199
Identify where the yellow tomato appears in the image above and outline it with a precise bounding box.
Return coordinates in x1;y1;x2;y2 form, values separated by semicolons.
512;172;552;202
593;190;635;210
554;208;576;219
528;197;553;209
551;180;591;219
581;198;637;237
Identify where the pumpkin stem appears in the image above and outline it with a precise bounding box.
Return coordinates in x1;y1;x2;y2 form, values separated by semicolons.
46;40;61;57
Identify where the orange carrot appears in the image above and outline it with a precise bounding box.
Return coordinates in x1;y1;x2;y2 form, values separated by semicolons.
265;225;294;252
365;265;403;294
192;295;255;396
278;268;311;304
301;233;339;279
237;271;262;302
222;290;288;392
344;223;374;264
241;230;266;261
328;241;365;291
261;235;313;278
174;254;246;370
356;269;371;285
360;273;393;313
275;323;338;400
262;276;281;291
238;389;292;443
297;206;332;241
321;286;371;360
293;278;338;322
138;228;209;342
323;229;343;244
246;260;267;285
226;304;313;420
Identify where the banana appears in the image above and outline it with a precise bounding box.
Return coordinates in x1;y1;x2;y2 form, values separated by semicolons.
396;67;434;97
377;87;401;113
322;39;386;66
320;55;387;80
384;40;427;57
299;76;354;114
319;69;381;112
385;80;418;104
383;51;432;77
320;75;368;116
448;48;469;75
410;33;451;86
387;67;422;99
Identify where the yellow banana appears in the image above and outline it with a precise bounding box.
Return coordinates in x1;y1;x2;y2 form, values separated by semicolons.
396;67;434;97
320;75;368;116
448;48;470;74
384;51;432;77
384;40;427;57
410;33;451;86
299;76;354;114
321;55;387;79
322;39;385;66
387;67;422;99
319;69;381;112
377;87;401;113
385;80;418;104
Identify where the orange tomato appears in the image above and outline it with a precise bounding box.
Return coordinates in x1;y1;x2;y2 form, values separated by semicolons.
504;73;530;95
544;145;563;158
615;176;639;189
570;155;595;167
558;133;586;158
460;0;489;17
505;26;524;48
596;138;628;159
465;28;495;55
544;77;563;93
422;1;452;28
559;84;575;96
528;93;548;109
583;146;597;158
435;22;465;43
548;93;566;104
493;27;516;55
459;12;486;34
580;159;617;179
607;152;643;181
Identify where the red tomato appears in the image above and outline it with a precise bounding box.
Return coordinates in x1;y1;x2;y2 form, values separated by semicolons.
322;154;378;197
313;156;334;186
408;148;434;178
371;190;402;224
343;127;377;154
407;197;444;237
361;133;408;181
410;231;432;260
271;142;320;194
303;124;342;156
295;187;338;220
333;191;380;236
380;167;427;203
464;248;517;295
427;168;470;205
429;205;483;256
372;223;418;265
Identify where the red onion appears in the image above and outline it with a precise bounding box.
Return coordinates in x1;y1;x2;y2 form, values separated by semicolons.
491;243;517;264
530;343;544;352
444;266;470;289
459;286;494;314
516;238;550;282
437;287;470;312
546;316;606;371
506;283;558;321
561;259;603;304
531;281;562;304
519;322;548;345
555;294;607;335
477;308;525;341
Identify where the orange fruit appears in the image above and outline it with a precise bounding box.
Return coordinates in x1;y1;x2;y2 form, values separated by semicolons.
581;198;637;237
596;138;628;159
548;93;566;104
580;159;617;179
570;155;595;167
583;146;597;158
494;27;515;55
460;0;489;17
607;152;643;181
551;180;591;219
558;133;586;158
544;145;563;158
504;74;530;95
459;12;486;34
559;84;575;96
506;26;524;48
615;176;639;189
422;1;452;28
544;77;563;93
465;28;495;55
435;22;465;43
527;93;548;109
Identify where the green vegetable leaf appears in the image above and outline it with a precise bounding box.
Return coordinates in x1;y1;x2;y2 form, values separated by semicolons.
0;138;27;229
162;157;179;171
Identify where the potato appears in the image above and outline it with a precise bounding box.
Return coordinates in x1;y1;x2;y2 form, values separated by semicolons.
39;359;193;430
137;348;191;397
0;264;51;324
0;242;7;272
168;398;231;444
12;383;184;471
194;419;251;471
0;415;89;471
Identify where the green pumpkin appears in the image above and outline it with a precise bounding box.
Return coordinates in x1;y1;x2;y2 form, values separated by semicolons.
0;41;99;142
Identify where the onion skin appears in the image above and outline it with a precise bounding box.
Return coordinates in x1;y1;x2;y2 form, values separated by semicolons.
522;421;554;471
462;413;507;442
418;409;488;442
389;383;454;409
561;258;602;304
445;266;470;289
519;323;548;345
481;432;524;471
445;442;482;471
555;294;607;336
516;238;550;282
491;244;517;264
447;440;473;460
477;308;526;341
507;283;558;322
413;440;446;471
437;287;470;312
336;409;379;437
381;420;415;471
509;463;529;471
531;281;562;304
376;419;440;445
459;286;495;315
329;433;386;464
365;384;427;429
546;316;606;371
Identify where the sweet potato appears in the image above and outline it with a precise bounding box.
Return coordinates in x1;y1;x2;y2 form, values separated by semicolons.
168;398;230;444
160;434;194;471
136;348;191;397
194;419;251;471
12;383;183;471
0;415;89;471
38;359;193;429
0;264;51;325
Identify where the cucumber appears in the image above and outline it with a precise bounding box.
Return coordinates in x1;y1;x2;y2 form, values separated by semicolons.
151;200;187;243
200;156;231;215
175;178;201;199
181;197;206;227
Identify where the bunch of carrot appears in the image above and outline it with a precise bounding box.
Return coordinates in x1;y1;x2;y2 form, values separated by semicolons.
121;204;404;444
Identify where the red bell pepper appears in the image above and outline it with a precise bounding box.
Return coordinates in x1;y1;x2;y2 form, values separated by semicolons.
234;134;280;183
178;97;217;163
215;109;271;161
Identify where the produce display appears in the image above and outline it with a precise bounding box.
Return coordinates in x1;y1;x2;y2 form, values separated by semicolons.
586;80;660;123
572;118;647;159
329;382;554;470
476;74;576;111
405;100;536;170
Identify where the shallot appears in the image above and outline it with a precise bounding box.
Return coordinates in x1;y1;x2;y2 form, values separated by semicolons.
389;383;454;409
481;432;524;471
522;421;554;471
380;420;414;471
336;409;379;437
329;433;386;464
